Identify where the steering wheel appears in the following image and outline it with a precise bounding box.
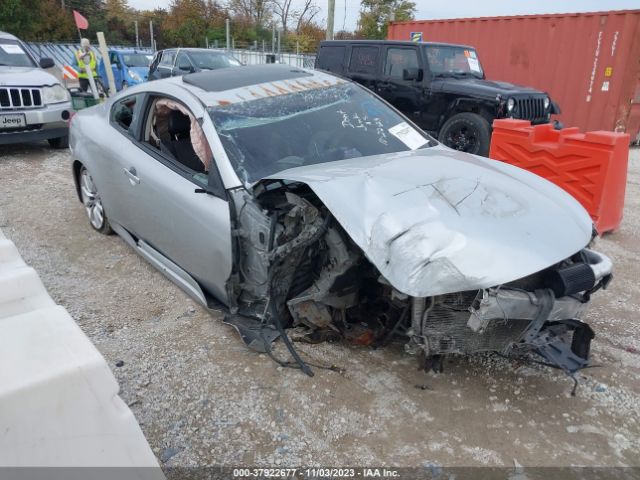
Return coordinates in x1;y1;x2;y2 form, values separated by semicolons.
307;129;353;161
273;155;306;170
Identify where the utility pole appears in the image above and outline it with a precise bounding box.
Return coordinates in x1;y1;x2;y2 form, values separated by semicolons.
326;0;335;40
272;24;276;53
149;21;155;51
134;21;139;49
225;18;230;51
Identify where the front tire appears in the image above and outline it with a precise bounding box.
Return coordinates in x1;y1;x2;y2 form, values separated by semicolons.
48;135;69;149
79;166;113;235
438;112;491;156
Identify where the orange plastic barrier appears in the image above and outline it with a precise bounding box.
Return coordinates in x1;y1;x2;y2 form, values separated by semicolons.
489;119;630;234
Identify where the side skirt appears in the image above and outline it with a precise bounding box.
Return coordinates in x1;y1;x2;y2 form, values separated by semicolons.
110;222;211;309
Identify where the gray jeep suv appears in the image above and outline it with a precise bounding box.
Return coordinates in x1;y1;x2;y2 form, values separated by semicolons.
0;31;73;148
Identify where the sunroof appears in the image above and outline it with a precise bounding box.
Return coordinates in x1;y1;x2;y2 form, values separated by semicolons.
182;64;313;92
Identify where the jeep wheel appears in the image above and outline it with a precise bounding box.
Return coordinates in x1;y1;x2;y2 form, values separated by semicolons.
439;112;491;156
48;135;69;149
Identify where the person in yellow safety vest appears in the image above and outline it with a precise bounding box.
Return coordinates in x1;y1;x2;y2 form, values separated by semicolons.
76;38;98;92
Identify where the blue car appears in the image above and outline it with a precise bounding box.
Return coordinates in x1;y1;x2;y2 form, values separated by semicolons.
98;49;153;92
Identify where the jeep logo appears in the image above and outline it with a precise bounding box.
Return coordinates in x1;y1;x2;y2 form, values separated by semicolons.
2;117;22;126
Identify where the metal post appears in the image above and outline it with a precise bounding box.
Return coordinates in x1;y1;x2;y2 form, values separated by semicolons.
296;40;300;67
262;40;265;52
326;0;335;40
97;32;115;96
225;18;230;51
149;21;154;51
205;37;209;48
277;29;281;58
272;24;276;53
134;21;139;48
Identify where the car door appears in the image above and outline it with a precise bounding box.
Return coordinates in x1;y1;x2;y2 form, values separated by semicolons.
120;94;232;303
99;94;147;230
157;49;176;79
377;45;424;125
173;51;194;77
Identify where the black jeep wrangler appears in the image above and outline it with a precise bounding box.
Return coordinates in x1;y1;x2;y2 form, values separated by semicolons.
315;40;560;156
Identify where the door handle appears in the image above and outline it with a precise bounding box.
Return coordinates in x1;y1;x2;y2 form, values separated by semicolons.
123;167;140;185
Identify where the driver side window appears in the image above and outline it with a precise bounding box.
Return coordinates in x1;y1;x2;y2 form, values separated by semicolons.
141;97;213;186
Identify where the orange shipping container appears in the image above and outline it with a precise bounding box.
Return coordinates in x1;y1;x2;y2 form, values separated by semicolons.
388;10;640;142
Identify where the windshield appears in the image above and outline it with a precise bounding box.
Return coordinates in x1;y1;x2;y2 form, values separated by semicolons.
424;45;483;78
189;51;241;70
122;53;150;67
209;82;434;184
0;40;36;68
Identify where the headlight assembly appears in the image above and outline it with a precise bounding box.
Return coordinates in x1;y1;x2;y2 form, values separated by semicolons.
543;96;550;109
128;70;141;82
507;97;515;112
42;84;70;104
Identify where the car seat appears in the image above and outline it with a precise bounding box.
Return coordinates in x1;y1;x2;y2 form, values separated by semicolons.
167;110;206;173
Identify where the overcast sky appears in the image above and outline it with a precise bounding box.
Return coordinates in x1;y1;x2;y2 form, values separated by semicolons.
128;0;640;31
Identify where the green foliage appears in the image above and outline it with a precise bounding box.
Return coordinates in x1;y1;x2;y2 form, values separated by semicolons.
0;0;37;38
0;0;327;50
358;0;416;39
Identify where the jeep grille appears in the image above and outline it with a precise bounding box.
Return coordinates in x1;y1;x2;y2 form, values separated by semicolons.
514;97;546;121
0;88;43;110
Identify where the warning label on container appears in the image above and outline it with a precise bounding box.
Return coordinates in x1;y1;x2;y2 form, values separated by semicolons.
601;81;610;92
604;66;613;77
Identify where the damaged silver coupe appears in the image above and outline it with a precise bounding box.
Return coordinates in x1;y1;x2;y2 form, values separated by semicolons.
70;64;612;388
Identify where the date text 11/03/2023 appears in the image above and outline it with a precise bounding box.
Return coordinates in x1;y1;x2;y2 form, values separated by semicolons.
232;468;401;478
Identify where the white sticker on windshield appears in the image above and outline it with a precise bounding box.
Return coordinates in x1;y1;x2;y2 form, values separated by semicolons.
469;50;477;59
467;57;481;72
1;44;25;54
388;122;427;150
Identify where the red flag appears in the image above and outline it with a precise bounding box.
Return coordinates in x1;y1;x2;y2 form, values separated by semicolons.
73;10;89;30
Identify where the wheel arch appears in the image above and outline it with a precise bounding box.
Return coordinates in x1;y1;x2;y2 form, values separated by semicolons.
439;97;496;130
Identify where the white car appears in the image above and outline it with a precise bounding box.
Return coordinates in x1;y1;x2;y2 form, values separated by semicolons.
0;31;72;148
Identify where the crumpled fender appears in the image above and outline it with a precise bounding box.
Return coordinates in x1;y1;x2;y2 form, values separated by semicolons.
264;146;593;297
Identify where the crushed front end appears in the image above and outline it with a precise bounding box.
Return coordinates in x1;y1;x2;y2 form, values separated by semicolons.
223;179;612;388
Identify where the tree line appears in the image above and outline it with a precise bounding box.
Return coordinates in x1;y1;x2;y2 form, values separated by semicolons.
0;0;416;53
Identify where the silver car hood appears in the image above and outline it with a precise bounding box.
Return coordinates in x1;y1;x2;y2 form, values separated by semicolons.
265;146;593;297
0;66;60;87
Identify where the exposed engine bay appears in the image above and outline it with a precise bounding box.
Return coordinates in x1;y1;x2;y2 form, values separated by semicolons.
224;180;613;390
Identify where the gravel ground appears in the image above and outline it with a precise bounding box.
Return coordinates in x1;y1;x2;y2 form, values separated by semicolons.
0;143;639;471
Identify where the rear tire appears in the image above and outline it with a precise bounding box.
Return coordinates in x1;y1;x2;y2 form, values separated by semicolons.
438;112;491;156
48;135;69;149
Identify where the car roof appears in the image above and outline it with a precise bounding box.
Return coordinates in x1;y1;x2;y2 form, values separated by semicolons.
319;39;476;49
172;64;346;107
183;64;311;92
159;48;228;53
110;49;150;54
0;31;20;41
